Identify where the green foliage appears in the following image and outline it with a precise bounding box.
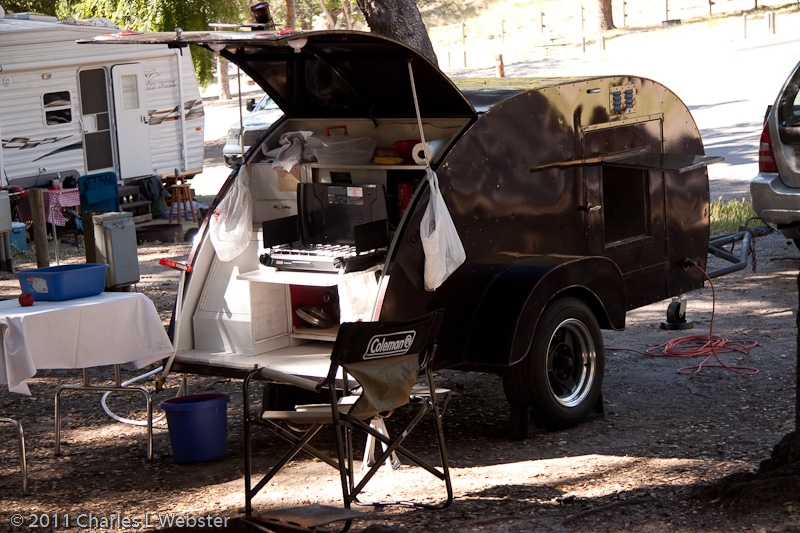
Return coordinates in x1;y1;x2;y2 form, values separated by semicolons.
710;197;757;235
267;0;364;30
56;0;246;87
2;0;58;15
269;0;325;30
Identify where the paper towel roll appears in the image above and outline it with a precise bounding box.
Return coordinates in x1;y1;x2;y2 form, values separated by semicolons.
412;139;447;165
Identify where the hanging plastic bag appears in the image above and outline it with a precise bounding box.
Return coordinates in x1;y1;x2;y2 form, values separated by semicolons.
209;173;253;262
420;168;466;291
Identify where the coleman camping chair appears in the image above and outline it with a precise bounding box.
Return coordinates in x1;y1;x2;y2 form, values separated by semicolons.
242;309;452;527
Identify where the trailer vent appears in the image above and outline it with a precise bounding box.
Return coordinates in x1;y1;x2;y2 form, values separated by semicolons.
610;85;635;115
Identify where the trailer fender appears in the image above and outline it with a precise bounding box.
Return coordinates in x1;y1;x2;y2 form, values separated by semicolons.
466;256;626;367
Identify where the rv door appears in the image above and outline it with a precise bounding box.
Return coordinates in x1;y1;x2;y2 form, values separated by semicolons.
111;64;153;179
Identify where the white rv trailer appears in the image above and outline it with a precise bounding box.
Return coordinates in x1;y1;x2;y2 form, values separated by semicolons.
0;8;204;188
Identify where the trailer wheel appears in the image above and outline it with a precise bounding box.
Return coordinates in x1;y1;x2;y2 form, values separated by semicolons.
502;296;604;431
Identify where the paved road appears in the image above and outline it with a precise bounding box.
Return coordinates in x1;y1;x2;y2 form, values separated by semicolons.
193;13;800;202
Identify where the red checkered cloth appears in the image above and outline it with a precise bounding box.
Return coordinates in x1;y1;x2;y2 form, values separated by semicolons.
17;188;81;226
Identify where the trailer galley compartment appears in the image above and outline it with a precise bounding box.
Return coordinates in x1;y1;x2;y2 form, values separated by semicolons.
83;30;720;435
0;10;204;187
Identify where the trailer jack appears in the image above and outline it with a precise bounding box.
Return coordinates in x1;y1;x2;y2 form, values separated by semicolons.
661;296;692;330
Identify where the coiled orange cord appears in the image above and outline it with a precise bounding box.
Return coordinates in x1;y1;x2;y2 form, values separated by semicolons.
611;264;759;375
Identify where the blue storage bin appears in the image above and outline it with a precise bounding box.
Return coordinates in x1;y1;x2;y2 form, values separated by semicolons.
15;263;108;301
9;222;26;252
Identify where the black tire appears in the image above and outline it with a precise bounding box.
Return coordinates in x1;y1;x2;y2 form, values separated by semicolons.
502;296;604;431
666;301;685;323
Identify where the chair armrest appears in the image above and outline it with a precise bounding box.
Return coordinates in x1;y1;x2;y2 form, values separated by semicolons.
259;367;322;392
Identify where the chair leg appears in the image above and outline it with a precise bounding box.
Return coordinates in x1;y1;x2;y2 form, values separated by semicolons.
243;370;331;516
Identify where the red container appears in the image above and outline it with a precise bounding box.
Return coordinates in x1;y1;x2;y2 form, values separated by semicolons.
394;139;419;163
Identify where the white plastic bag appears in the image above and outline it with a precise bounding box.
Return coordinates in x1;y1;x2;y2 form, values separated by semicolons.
209;173;253;262
420;168;466;291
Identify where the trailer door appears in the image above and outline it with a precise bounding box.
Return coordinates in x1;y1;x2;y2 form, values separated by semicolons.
111;64;152;179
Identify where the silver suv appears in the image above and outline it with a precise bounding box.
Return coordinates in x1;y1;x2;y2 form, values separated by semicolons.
751;60;800;244
222;94;283;168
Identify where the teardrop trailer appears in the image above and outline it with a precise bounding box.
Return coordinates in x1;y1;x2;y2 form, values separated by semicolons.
82;30;744;437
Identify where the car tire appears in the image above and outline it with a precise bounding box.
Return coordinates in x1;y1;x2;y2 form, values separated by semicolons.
224;156;235;169
501;296;604;431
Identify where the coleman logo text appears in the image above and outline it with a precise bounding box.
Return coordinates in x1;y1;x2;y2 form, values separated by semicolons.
364;331;416;359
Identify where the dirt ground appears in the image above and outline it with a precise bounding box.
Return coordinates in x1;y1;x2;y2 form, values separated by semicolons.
0;219;798;532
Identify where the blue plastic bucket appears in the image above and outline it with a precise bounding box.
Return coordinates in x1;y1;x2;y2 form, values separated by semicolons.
161;393;230;464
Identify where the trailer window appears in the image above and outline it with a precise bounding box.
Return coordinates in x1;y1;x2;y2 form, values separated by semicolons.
119;74;140;110
602;166;650;244
43;91;72;125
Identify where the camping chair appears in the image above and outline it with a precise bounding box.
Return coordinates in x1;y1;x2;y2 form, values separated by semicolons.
243;309;452;529
78;172;120;213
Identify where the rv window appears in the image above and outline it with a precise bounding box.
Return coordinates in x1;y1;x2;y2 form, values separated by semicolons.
43;91;72;125
602;166;650;244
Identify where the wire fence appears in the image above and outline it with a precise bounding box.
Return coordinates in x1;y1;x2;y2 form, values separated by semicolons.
427;0;797;71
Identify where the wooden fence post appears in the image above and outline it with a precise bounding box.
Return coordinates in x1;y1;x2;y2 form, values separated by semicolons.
495;54;505;78
28;188;49;268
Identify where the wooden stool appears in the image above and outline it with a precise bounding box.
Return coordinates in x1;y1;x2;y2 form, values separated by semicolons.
167;183;197;224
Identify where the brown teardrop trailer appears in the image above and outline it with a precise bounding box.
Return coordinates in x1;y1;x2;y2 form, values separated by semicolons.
83;30;727;436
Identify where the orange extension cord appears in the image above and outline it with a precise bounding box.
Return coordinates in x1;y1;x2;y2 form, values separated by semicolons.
609;264;759;375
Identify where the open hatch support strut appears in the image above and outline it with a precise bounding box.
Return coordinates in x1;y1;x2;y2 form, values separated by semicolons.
407;61;429;167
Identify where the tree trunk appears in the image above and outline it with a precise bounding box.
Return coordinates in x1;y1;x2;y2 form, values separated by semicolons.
316;0;338;29
356;0;438;66
597;0;615;30
285;0;296;29
342;0;356;30
218;56;231;101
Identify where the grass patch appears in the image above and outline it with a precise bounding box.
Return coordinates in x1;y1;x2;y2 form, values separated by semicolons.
710;196;757;235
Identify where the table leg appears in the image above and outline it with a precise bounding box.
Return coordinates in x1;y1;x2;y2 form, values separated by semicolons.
0;417;28;494
54;366;154;460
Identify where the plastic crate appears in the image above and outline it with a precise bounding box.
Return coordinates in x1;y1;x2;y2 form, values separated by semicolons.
307;136;376;165
15;263;108;301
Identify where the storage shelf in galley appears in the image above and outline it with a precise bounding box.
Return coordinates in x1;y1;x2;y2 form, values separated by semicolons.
305;162;425;171
293;324;339;341
237;268;340;287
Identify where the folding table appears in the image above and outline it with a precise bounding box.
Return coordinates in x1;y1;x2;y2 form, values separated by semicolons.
0;291;174;460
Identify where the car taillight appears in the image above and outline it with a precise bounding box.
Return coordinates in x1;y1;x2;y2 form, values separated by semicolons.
758;122;778;173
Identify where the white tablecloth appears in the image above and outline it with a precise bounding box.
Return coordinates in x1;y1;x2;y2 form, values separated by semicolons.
0;292;174;394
